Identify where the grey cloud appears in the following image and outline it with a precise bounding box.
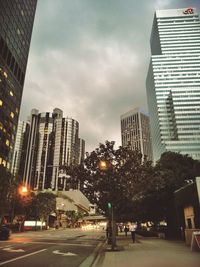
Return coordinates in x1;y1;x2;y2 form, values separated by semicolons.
20;0;200;152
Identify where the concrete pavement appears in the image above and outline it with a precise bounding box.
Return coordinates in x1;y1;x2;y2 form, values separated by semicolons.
93;232;200;267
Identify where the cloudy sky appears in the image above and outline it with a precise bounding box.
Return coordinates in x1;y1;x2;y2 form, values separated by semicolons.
20;0;200;152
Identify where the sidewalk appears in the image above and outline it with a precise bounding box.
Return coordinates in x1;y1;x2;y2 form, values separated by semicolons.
93;232;200;267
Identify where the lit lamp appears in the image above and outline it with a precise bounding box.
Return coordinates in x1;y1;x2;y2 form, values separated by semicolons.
18;185;28;197
98;159;116;250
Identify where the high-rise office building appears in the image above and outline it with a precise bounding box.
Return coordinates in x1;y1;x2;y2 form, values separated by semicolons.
78;138;85;165
23;109;39;188
22;108;85;191
51;114;80;190
11;120;27;176
146;7;200;162
121;107;152;161
35;112;53;190
0;0;37;170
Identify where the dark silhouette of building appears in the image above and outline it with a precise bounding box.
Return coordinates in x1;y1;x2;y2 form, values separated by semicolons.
0;0;37;170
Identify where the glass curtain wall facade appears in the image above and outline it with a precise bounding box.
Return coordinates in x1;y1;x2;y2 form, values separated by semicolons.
146;8;200;162
22;108;84;191
35;112;53;190
10;120;27;176
121;107;152;161
23;109;39;188
0;0;37;170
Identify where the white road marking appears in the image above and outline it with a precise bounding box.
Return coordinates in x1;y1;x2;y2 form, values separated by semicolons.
3;247;25;252
5;241;93;247
53;250;77;256
0;249;47;266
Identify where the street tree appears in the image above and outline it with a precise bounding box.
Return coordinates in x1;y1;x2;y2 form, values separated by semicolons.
155;152;200;235
28;192;56;228
83;141;152;221
66;210;83;227
132;152;200;236
61;164;89;191
0;166;17;224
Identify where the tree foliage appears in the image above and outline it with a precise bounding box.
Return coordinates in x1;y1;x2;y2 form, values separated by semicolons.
82;141;152;221
74;141;200;226
132;152;200;223
27;192;56;225
0;166;18;223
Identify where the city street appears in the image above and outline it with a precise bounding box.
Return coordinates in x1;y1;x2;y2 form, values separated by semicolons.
0;228;105;267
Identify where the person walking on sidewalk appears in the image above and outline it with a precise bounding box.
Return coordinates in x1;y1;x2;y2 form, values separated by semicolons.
124;225;129;236
130;223;137;243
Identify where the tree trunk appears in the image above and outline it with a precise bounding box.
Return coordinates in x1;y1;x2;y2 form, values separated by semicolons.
165;197;180;239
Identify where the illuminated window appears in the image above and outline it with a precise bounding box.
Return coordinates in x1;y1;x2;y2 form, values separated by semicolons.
7;162;10;169
0;157;2;164
10;112;14;118
16;108;19;114
3;71;8;78
10;91;14;96
0;99;3;106
2;160;6;167
6;139;10;146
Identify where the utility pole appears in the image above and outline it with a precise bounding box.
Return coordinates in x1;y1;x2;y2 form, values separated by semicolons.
99;160;117;250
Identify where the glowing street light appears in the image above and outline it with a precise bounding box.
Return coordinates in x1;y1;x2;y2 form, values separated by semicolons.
99;160;108;171
18;185;28;196
98;159;116;250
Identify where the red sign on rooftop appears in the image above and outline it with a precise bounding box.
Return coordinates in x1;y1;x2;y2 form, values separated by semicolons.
183;8;194;14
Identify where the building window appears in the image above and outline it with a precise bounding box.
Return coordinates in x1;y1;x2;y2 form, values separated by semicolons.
6;139;10;146
3;71;8;78
10;112;14;118
10;91;14;96
0;99;3;106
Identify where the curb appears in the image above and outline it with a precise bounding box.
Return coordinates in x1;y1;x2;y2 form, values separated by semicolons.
79;238;106;267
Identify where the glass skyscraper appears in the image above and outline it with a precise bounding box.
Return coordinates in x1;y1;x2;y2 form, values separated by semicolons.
146;7;200;162
22;108;85;191
0;0;37;170
121;107;152;161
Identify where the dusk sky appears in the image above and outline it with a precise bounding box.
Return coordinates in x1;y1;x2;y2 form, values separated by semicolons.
20;0;200;152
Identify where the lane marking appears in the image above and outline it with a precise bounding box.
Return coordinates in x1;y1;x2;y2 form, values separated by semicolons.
0;249;47;266
4;241;93;247
3;247;25;252
53;250;77;256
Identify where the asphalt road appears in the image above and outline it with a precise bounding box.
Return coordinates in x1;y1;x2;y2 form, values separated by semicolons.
0;228;105;267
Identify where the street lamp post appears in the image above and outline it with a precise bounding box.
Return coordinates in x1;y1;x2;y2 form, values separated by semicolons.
18;184;30;232
99;160;116;250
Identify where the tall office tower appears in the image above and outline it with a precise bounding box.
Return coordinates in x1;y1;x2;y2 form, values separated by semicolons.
23;109;39;188
11;120;27;176
146;7;200;163
51;116;80;190
121;107;152;161
23;108;84;191
0;0;37;170
78;138;85;165
35;112;53;190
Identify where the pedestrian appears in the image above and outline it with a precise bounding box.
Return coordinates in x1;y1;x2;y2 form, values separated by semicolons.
130;224;137;243
124;225;129;236
106;223;112;244
119;224;123;232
